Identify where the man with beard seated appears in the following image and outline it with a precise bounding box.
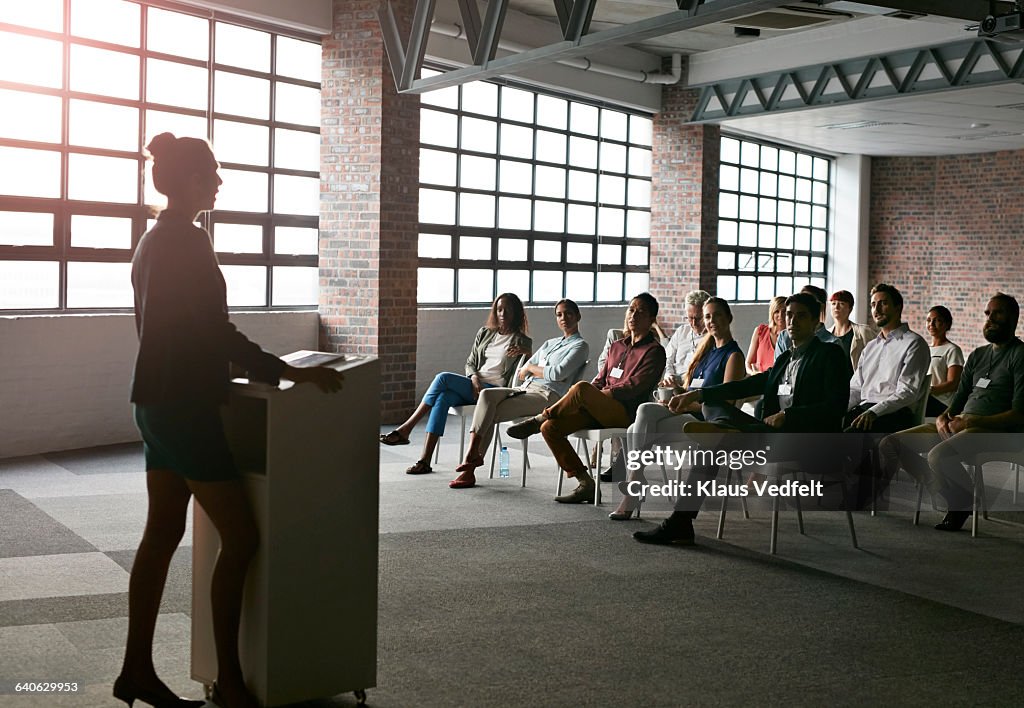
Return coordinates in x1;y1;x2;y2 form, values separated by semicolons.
879;293;1024;531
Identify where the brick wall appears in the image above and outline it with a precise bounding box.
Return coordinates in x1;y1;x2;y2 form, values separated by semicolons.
870;151;1024;353
320;0;419;422
649;84;720;330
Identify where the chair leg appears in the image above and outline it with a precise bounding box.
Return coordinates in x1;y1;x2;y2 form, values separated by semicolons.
458;413;467;463
488;428;500;479
841;480;858;549
913;482;923;526
770;492;780;555
521;437;528;488
972;464;984;538
795;487;805;536
1014;462;1020;505
980;466;989;520
869;449;877;517
594;439;603;506
717;467;732;539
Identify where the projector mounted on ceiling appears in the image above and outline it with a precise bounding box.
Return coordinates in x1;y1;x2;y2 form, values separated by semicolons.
978;7;1024;42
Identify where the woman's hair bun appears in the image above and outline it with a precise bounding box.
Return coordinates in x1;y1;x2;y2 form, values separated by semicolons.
145;132;177;160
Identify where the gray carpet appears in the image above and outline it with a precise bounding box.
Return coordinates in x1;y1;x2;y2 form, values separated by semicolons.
0;490;97;558
4;433;1024;707
357;521;1024;707
42;443;144;476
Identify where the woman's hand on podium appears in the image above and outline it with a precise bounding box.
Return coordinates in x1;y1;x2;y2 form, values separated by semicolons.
284;364;345;393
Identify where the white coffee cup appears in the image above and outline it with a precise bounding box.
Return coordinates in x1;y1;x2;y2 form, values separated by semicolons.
655;387;675;403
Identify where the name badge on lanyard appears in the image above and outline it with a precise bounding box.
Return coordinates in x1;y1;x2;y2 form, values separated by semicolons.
977;377;991;389
690;377;705;389
610;367;624;379
777;383;793;396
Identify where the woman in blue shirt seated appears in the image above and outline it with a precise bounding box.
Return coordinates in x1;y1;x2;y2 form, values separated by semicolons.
380;293;531;475
609;296;745;519
449;299;590;489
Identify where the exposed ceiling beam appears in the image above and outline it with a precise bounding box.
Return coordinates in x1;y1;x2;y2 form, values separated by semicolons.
403;0;789;93
690;37;1024;122
829;1;1017;23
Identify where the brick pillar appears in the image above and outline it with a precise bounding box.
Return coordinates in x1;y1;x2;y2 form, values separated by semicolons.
320;0;419;423
649;84;719;328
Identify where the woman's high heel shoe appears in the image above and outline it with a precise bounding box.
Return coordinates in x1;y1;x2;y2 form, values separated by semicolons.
112;675;205;708
608;508;636;521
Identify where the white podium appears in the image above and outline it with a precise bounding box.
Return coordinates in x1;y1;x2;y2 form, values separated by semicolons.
191;353;379;706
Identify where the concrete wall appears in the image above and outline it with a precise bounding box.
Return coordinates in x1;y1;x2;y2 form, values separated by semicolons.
0;312;319;459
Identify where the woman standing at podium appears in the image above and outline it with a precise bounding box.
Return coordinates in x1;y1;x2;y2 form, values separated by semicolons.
119;133;344;708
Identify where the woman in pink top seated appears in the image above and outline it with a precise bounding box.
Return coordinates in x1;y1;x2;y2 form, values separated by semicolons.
745;295;785;375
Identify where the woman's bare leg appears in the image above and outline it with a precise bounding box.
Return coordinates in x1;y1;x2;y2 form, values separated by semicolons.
420;432;441;464
187;479;260;708
120;470;193;692
394;402;432;438
458;431;485;468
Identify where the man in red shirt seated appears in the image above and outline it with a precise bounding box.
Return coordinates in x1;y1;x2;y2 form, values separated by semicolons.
508;293;666;504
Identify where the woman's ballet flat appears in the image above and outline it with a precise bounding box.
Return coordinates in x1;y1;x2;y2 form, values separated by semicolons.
379;430;409;446
608;509;637;521
112;675;205;708
449;473;476;489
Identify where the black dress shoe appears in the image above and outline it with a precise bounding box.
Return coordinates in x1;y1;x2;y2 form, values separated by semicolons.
599;468;614;482
934;510;970;532
633;515;695;546
507;417;542;439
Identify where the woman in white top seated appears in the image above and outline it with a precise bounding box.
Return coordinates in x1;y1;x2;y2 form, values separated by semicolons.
450;299;590;489
380;293;531;475
609;297;745;519
924;305;964;417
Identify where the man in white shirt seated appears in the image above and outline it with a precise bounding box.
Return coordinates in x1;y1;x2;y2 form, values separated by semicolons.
845;283;930;434
844;283;930;508
659;289;711;391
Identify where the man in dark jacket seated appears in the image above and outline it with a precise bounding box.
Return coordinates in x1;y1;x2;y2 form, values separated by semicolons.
633;292;851;545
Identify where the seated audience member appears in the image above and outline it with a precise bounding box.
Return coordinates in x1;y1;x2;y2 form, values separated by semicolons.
924;305;965;417
449;299;589;489
746;295;786;375
775;284;842;358
661;289;712;388
632;292;850;545
845;283;930;434
879;293;1024;531
590;312;669;479
844;283;930;507
506;293;666;504
828;289;878;370
610;297;745;519
380;293;531;475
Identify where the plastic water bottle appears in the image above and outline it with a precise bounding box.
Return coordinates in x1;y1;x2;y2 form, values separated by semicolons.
499;446;510;478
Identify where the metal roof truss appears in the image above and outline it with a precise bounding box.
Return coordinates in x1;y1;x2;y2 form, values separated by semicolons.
691;37;1024;122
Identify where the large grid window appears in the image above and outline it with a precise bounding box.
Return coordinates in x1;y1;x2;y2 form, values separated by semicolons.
0;0;321;312
716;135;832;302
418;69;653;305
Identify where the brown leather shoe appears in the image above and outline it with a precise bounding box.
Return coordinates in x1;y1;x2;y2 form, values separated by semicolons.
555;476;595;504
